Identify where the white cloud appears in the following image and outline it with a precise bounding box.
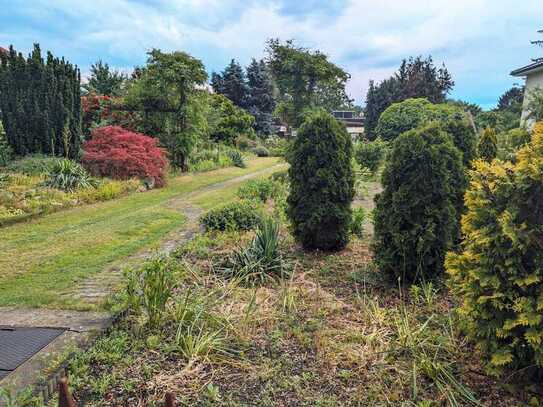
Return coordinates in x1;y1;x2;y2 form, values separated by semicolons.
5;0;542;106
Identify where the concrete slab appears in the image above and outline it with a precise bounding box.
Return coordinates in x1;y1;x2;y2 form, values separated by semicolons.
0;308;112;404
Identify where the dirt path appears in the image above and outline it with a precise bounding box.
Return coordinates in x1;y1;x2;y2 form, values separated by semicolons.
64;164;286;305
353;181;382;236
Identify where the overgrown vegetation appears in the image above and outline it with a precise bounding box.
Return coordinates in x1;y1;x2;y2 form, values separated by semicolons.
354;138;387;173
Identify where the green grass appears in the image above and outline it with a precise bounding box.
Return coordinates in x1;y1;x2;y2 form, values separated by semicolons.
0;158;282;308
190;164;286;210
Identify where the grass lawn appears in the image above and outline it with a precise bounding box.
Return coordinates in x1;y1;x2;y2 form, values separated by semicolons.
0;157;283;309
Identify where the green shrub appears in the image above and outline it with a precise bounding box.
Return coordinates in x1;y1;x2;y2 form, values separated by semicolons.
250;146;270;157
124;256;179;330
219;217;285;285
44;159;97;191
264;137;290;157
498;127;531;161
478;127;498;162
355;139;387;173
235;135;258;150
287;110;354;251
189;146;234;172
270;169;288;184
440;114;477;166
200;201;261;231
5;154;59;175
447;123;543;375
375;98;463;142
226;149;246;168
373;122;466;282
236;179;275;202
77;179;140;203
350;207;366;238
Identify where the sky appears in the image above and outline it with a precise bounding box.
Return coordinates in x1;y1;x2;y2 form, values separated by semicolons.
0;0;541;109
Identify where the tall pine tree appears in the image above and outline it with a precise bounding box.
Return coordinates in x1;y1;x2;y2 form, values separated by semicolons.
246;59;275;135
0;44;81;157
211;59;248;109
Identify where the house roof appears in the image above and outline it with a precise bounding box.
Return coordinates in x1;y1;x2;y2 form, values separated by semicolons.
0;47;8;54
511;60;543;76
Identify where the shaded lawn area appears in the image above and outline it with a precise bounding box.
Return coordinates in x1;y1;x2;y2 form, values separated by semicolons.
0;157;282;309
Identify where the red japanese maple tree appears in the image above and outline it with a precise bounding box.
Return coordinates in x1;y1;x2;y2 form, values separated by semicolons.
82;126;169;187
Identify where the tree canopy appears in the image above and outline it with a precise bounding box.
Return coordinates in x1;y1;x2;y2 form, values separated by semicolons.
211;59;248;109
82;60;127;96
125;49;207;170
266;39;350;126
246;59;276;135
364;56;454;139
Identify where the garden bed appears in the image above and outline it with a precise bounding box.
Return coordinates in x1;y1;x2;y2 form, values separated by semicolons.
58;216;532;406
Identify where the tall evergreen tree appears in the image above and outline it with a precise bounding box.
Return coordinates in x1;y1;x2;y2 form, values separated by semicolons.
212;59;248;109
496;86;524;114
0;44;82;157
83;60;127;96
246;59;276;135
363;56;454;139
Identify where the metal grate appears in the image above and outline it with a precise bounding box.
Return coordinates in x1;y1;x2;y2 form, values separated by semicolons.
0;326;64;379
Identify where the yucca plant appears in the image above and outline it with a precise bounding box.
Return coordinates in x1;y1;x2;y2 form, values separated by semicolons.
227;149;246;168
220;217;286;285
44;159;97;191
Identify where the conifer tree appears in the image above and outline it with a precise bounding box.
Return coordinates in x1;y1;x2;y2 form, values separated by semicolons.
287;110;354;251
478;127;498;162
83;60;127;96
0;44;82;157
246;59;275;135
212;59;248;109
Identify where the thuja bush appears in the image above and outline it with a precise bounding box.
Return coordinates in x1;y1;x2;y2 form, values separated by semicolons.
373;123;466;282
287;110;354;251
82;126;168;188
478;127;498;162
446;123;543;376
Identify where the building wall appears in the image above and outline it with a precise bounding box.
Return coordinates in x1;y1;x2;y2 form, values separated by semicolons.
521;69;543;125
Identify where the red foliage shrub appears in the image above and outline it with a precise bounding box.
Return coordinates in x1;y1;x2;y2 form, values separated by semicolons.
82;126;169;188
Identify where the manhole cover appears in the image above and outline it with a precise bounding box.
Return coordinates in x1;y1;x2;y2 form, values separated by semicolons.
0;326;64;380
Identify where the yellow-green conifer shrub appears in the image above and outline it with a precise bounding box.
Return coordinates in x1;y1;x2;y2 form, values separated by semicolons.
446;122;543;376
477;126;498;162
